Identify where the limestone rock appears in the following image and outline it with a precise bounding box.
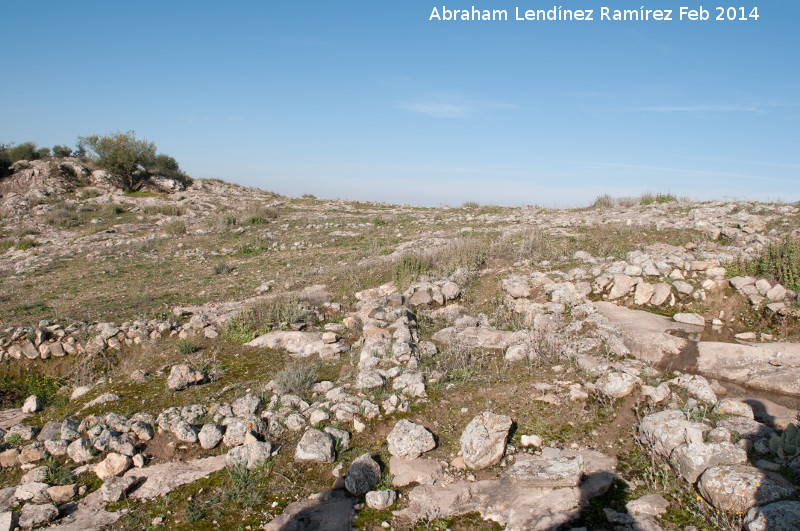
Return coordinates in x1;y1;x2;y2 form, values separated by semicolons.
713;399;754;419
505;452;584;487
15;482;50;504
386;420;435;459
232;393;264;417
595;371;640;398
716;416;774;442
167;364;207;391
744;500;800;531
366;490;397;510
67;438;94;463
634;282;655;305
673;313;705;326
638;410;709;458
95;453;133;480
669;442;748;483
226;441;273;469
389;457;445;487
698;465;794;513
650;283;672;306
46;484;78;504
18;503;58;529
101;476;138;502
198;424;225;450
626;493;669;516
460;412;512;470
668;374;717;404
21;395;41;414
295;429;335;463
608;274;635;300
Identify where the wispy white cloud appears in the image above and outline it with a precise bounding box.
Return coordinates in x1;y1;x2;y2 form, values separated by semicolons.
396;97;518;118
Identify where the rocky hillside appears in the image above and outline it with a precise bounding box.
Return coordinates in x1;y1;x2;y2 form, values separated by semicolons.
0;161;799;530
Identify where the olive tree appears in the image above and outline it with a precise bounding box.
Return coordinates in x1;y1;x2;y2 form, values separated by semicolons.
79;131;157;191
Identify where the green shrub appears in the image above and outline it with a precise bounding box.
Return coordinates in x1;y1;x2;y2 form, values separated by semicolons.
5;433;24;448
45;457;75;485
213;261;233;275
593;194;613;208
15;237;36;250
0;239;14;250
392;253;430;287
144;205;184;216
243;203;277;225
656;193;677;203
0;146;11;177
46;205;81;228
52;145;73;158
79;188;101;200
274;364;317;397
8;142;39;162
163;220;186;235
176;339;197;355
728;238;800;291
222;464;268;508
224;295;305;341
462;201;480;209
37;147;51;159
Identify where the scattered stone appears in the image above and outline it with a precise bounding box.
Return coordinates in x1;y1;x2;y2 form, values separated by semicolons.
366;490;397;510
15;482;50;504
198;424;225;450
505;452;584;487
345;453;381;496
295;429;335;463
670;442;748;483
673;313;705;326
698;465;794;513
520;434;542;448
713;399;754;419
101;475;138;502
386;419;436;459
460;412;512;470
669;374;717;404
595;371;640;398
226;441;273;469
744;500;800;531
18;503;58;529
21;396;41;414
638;410;709;458
626;493;670;516
95;453;133;480
389;457;445;487
46;484;78;504
167;364;207;391
324;427;350;453
232;393;264;417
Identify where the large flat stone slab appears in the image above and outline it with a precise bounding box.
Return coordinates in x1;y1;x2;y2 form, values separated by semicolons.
595;302;691;364
696;342;800;397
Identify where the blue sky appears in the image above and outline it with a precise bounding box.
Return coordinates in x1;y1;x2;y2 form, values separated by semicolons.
1;1;798;206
